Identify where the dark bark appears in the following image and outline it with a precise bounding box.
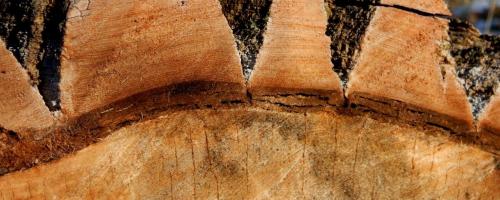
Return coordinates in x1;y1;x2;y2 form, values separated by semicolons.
449;19;500;118
219;0;272;80
0;0;69;110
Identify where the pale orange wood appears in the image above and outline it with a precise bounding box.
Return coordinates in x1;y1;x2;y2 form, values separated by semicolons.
347;7;473;133
0;109;497;199
381;0;451;15
0;41;54;132
478;88;500;148
60;0;246;118
249;0;344;107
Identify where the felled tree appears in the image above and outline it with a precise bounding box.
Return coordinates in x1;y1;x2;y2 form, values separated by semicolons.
0;0;498;199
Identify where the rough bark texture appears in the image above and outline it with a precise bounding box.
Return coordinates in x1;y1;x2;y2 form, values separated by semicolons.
324;0;376;86
0;0;36;74
449;19;500;119
35;0;68;111
0;0;68;110
219;0;272;80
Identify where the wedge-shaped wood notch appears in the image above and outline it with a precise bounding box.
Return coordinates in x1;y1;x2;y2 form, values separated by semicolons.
60;0;246;118
478;88;500;149
381;0;451;15
347;7;473;133
0;41;54;132
249;0;343;107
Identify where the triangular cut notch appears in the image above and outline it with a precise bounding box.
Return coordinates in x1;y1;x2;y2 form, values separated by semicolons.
219;0;273;80
324;0;377;88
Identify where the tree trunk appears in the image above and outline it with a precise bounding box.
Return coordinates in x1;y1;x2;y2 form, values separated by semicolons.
0;0;498;199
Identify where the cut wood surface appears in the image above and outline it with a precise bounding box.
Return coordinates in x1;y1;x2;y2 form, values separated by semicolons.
0;0;498;198
381;0;451;15
249;0;344;107
0;108;498;199
479;88;500;144
60;0;246;118
347;7;474;133
0;41;54;132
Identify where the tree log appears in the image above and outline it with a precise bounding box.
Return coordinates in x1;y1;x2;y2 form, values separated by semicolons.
0;0;498;199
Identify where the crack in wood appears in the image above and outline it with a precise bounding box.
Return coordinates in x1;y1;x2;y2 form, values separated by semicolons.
324;1;450;89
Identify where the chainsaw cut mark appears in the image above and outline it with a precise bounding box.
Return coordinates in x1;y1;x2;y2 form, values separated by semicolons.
218;0;272;80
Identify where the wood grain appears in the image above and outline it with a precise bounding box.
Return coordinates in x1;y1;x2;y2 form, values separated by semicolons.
0;1;498;198
0;41;54;132
60;0;246;118
249;0;344;107
478;88;500;149
347;7;473;133
381;0;451;15
0;108;497;199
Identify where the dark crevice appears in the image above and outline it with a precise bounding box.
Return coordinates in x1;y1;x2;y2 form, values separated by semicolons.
0;0;69;111
324;0;377;88
425;122;453;132
449;19;499;119
0;127;19;176
262;93;330;99
254;99;325;109
37;0;70;111
0;127;19;141
218;0;272;80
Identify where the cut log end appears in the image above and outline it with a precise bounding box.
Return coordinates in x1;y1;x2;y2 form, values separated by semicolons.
0;0;498;198
0;108;498;199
